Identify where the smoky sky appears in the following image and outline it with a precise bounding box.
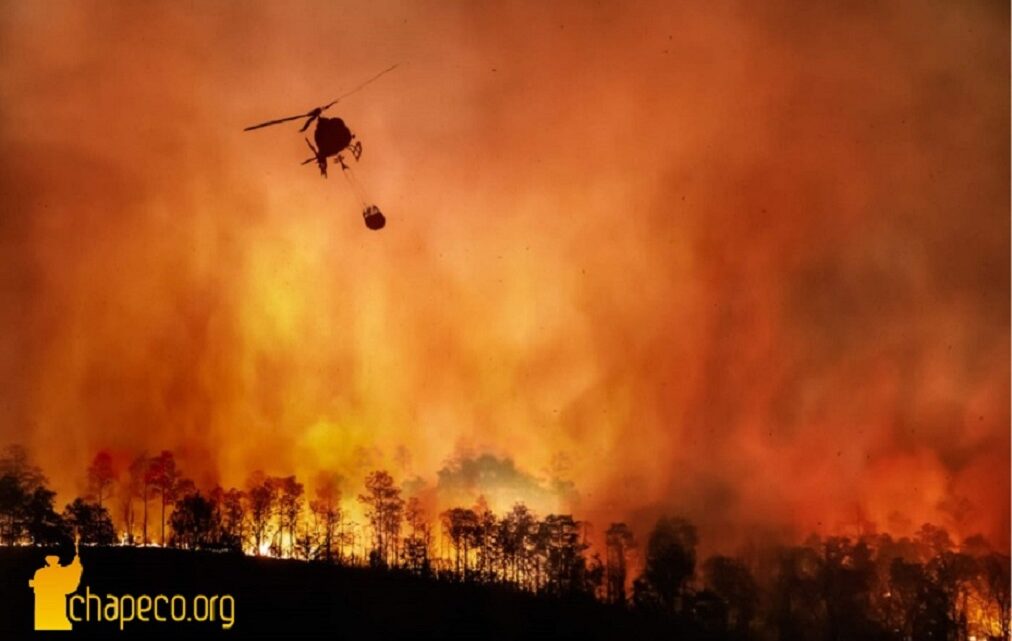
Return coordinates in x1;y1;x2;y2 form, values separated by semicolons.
0;0;1007;550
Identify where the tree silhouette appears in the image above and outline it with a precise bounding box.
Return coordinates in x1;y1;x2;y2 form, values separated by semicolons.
209;486;246;552
63;498;115;545
702;555;757;639
86;451;116;509
586;552;605;600
294;514;317;560
123;454;148;545
887;556;958;641
25;485;69;546
0;445;61;545
528;517;550;592
769;544;825;641
402;496;431;574
979;553;1011;640
815;537;881;640
0;445;46;488
441;507;479;580
276;476;304;558
605;522;636;605
927;548;977;641
0;472;25;545
169;492;217;550
501;503;535;586
146;451;184;546
129;454;154;545
542;514;587;596
246;471;276;555
638;516;697;613
473;496;497;582
358;470;404;567
309;475;341;563
914;523;954;559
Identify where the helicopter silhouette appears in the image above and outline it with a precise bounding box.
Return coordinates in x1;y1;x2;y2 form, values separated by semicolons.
244;104;361;178
243;65;397;230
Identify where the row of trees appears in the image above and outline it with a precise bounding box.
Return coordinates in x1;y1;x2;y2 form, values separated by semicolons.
0;446;115;546
0;445;1008;640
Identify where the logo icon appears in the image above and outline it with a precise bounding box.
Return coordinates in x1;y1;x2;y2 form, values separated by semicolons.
28;534;82;631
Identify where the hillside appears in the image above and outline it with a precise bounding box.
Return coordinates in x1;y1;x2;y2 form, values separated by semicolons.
0;546;697;640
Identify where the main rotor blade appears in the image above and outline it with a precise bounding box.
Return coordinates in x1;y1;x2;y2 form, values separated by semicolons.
320;64;399;112
243;112;312;132
244;64;397;131
298;112;320;133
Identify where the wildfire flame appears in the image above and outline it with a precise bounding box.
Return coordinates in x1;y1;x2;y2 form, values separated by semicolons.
0;1;1006;553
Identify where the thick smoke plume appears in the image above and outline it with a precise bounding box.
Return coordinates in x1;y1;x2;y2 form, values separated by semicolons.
0;1;1007;550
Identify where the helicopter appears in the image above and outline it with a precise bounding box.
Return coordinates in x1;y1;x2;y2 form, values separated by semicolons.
243;104;361;178
243;65;397;230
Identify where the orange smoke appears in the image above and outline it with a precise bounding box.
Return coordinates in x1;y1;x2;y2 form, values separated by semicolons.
0;1;1007;550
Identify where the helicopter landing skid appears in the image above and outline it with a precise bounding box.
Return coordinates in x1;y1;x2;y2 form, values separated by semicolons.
335;142;362;171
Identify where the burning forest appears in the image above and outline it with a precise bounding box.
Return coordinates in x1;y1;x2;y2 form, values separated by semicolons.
0;0;1008;639
0;445;1008;639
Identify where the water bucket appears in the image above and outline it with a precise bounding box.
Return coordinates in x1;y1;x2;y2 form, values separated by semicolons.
363;205;386;230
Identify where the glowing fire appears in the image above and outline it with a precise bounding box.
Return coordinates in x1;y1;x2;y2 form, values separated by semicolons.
0;0;1007;555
